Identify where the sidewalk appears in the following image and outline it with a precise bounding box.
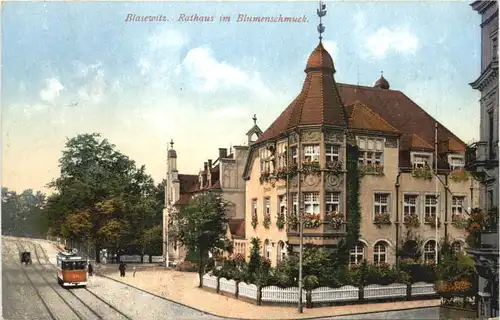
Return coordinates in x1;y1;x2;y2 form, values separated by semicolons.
99;265;441;320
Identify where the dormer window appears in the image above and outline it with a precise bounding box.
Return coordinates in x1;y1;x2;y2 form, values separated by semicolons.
450;156;464;171
413;154;430;169
358;137;384;165
303;145;320;162
326;144;340;162
276;142;287;169
259;148;271;173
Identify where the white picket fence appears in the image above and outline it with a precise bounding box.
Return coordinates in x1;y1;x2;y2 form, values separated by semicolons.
119;255;163;263
311;285;359;302
261;286;306;303
201;274;437;305
238;282;258;300
411;282;437;296
364;283;407;300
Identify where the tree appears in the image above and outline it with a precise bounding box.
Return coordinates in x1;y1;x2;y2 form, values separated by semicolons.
2;187;47;237
172;192;229;287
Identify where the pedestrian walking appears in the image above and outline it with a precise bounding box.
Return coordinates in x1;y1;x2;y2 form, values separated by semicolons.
119;261;127;277
88;262;93;276
133;265;136;277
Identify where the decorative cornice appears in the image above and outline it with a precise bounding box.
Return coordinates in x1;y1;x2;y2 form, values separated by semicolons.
470;61;499;90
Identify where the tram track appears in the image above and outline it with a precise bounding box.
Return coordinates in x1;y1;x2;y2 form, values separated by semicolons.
29;240;133;320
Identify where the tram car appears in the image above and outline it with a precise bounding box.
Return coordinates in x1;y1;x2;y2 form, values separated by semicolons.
56;251;87;287
20;251;32;265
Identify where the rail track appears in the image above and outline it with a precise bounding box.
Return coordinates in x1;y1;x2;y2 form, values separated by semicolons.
7;239;132;320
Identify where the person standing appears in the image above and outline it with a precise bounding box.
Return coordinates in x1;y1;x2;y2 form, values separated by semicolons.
118;261;127;277
88;262;93;276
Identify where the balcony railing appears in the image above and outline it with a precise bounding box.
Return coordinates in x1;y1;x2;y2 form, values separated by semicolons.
465;141;498;172
286;222;346;235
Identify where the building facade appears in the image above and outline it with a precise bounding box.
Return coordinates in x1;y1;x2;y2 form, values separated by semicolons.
163;123;262;263
466;1;499;318
242;41;479;268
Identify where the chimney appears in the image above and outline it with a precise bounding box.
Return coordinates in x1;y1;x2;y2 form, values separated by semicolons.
202;162;208;187
208;159;212;169
207;159;212;187
219;148;228;159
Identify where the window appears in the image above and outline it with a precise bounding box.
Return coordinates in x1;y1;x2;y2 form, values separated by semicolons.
450;157;464;171
265;197;270;215
304;192;320;214
373;241;388;265
259;148;271;172
292;194;298;215
423;241;436;262
358;137;384;165
277;143;287;169
279;195;287;215
264;240;271;259
303;145;320;162
277;241;286;263
488;190;494;210
325;144;340;162
452;196;465;215
403;195;418;216
349;243;365;265
290;146;298;165
374;193;389;216
488;110;495;159
424;195;438;218
325;192;340;213
413;154;430;168
452;241;463;254
252;199;258;218
492;36;498;61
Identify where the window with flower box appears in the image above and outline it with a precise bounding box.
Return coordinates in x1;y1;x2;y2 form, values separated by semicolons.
413;154;431;168
325;192;340;213
403;195;418;216
303;145;320;162
373;193;390;217
358;137;384;165
350;243;365;265
373;241;388;264
304;192;320;214
252;199;258;216
279;195;287;215
452;196;465;216
450;157;464;171
276;142;287;169
424;240;436;262
290;146;298;165
325;144;340;162
259;148;271;172
424;195;438;219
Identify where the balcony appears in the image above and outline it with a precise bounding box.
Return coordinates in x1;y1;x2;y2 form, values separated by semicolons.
465;141;498;179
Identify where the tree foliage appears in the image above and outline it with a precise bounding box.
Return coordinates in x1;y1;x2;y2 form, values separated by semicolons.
1;187;47;237
42;133;163;262
172;192;229;287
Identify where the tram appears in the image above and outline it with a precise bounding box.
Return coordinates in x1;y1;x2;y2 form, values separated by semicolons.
56;251;87;287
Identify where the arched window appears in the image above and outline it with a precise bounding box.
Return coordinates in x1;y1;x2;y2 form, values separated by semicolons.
349;242;365;265
424;240;436;262
277;241;286;263
452;241;463;254
373;241;388;264
264;239;271;259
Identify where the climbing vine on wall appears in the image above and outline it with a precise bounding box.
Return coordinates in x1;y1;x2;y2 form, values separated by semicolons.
338;144;362;265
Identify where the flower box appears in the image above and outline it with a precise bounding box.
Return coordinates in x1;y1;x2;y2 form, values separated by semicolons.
302;161;321;175
412;167;433;180
325;211;345;229
263;213;271;229
287;214;298;230
251;214;258;229
259;171;271;184
325;160;343;175
358;163;384;176
424;215;441;228
276;213;285;230
374;212;391;226
451;213;467;229
303;213;321;229
404;213;420;228
449;169;469;183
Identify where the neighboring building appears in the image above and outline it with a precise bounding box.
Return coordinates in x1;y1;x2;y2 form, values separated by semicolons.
242;40;479;267
466;1;499;318
163;120;262;263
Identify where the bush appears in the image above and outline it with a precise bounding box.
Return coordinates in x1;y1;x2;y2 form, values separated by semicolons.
176;261;198;272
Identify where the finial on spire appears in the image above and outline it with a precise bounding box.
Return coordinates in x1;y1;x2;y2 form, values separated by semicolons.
252;114;257;125
317;1;327;41
381;71;384;76
170;139;174;149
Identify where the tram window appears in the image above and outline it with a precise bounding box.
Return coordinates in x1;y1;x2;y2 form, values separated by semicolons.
62;261;86;270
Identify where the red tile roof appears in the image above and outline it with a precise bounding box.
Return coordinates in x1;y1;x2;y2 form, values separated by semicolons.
345;102;400;134
256;42;347;143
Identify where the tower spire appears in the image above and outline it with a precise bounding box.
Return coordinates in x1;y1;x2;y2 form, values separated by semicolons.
170;139;174;149
317;1;327;41
252;114;257;125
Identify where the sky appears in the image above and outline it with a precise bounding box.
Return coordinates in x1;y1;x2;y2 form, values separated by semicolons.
1;1;481;194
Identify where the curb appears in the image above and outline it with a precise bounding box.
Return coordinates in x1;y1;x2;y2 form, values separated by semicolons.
94;272;440;320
